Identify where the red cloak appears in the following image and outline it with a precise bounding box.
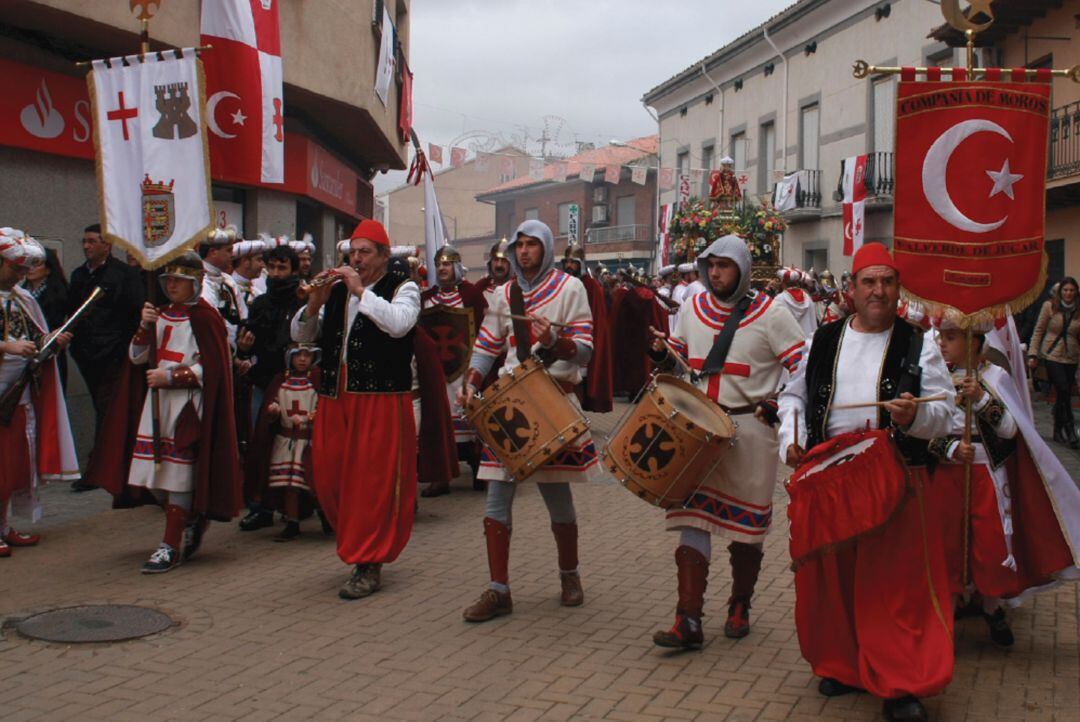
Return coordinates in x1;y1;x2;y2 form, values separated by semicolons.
580;275;613;412
414;326;459;486
611;285;668;398
85;299;243;522
244;369;320;517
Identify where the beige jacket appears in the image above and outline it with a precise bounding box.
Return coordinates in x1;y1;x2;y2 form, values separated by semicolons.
1030;300;1080;365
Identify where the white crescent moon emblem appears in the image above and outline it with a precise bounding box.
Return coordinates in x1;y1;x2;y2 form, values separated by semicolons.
206;91;239;139
843;222;852;240
922;119;1010;234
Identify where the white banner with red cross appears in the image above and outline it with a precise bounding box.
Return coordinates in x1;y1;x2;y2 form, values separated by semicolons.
88;50;213;269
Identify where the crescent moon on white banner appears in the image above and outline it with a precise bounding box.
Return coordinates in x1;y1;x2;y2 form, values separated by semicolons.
921;119;1010;234
206;91;239;139
843;222;852;241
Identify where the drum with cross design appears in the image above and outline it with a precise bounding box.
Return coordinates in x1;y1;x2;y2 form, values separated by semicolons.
603;374;736;509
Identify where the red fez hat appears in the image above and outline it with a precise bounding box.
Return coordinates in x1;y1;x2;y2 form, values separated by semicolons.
349;219;389;247
851;243;897;276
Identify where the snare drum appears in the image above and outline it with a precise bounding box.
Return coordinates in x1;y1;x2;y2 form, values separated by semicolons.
466;357;589;482
786;429;909;565
603;374;736;508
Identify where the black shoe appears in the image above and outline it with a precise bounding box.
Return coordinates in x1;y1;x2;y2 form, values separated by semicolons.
141;544;180;574
274;521;300;542
1053;425;1066;444
883;695;927;721
70;479;97;493
316;508;334;536
984;608;1015;648
182;516;208;561
818;678;863;697
954;596;984;620
238;509;273;531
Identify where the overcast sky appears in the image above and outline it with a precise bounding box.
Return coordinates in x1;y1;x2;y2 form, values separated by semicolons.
375;0;794;193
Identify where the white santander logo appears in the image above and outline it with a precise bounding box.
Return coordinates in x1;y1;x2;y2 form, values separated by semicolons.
20;79;65;139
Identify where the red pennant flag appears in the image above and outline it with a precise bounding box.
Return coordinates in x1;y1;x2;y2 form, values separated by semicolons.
893;79;1051;317
200;0;284;184
450;147;466;168
398;60;413;144
428;143;443;165
841;155;868;256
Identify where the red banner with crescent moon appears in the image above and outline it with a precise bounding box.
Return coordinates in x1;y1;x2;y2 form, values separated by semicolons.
893;79;1051;318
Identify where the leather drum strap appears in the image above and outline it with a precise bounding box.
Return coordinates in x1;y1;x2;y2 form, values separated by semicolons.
701;294;752;376
509;283;531;363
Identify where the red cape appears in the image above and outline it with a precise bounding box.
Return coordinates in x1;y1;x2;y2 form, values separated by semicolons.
85;299;243;522
611;285;667;398
244;369;320;516
415;326;460;486
580;275;613;412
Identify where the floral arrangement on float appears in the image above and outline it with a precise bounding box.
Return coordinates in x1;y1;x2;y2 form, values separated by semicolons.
736;203;786;266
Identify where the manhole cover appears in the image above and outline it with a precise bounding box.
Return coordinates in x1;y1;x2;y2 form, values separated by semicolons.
15;605;175;643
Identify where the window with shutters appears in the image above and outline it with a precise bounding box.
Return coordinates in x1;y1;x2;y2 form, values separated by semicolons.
800;104;820;170
872;77;896;154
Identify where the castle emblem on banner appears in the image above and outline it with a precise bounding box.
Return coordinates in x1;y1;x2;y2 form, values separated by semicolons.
141;174;175;248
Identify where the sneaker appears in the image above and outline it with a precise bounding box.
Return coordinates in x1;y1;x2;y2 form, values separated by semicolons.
338;564;381;600
2;529;40;547
984;608;1015;648
141;544;180;574
274;521;301;542
182;516;208;561
724;598;751;639
238;509;274;531
463;589;513;622
652;614;704;649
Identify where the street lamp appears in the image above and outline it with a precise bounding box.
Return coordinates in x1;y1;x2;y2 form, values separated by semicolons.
419;207;458;241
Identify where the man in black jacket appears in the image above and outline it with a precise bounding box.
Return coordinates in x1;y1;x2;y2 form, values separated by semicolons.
235;243;302;529
67;223;145;491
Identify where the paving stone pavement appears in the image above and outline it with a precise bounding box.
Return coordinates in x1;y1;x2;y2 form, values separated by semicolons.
1;401;1077;721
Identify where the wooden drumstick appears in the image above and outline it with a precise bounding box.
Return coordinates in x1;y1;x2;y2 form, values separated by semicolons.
661;338;694;376
828;393;948;411
485;310;570;329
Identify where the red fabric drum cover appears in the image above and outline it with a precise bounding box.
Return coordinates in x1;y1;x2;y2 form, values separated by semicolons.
786;429;909;565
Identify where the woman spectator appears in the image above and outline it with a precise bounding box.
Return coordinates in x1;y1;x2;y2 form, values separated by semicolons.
1029;276;1080;447
22;248;70;387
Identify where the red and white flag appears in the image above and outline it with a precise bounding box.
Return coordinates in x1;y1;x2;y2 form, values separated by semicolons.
450;147;466;168
553;161;569;183
428;143;443;165
579;163;595;183
529;158;545;181
200;0;284;184
500;155;515;177
658;203;674;264
841;154;867;256
631;165;648;186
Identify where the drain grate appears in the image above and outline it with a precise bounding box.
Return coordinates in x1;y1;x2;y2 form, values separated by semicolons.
15;605;175;643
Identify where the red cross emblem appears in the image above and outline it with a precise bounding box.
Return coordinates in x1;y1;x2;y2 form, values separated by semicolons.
107;90;139;141
272;98;284;143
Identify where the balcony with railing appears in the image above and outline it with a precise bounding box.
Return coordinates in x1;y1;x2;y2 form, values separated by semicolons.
834;151;894;206
1050;101;1080;182
773;169;822;222
585;224;652;244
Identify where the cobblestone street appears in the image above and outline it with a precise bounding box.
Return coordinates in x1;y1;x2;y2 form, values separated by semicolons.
1;402;1078;721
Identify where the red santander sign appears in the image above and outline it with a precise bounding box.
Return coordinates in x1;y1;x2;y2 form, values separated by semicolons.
0;59;94;160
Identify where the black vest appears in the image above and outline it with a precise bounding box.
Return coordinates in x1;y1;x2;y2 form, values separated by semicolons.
316;270;415;397
804;317;929;465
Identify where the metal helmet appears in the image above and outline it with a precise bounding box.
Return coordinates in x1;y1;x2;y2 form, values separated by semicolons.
434;244;462;265
563;242;586;261
204;225;238;247
159;251;205;297
489;239;509;262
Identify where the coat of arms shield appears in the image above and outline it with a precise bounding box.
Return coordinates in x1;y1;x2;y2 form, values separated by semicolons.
420;305;477;383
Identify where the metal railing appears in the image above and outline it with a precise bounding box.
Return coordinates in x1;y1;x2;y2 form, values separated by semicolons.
1050;101;1080;181
835;151;894;200
586;224;652;244
774;169;822;209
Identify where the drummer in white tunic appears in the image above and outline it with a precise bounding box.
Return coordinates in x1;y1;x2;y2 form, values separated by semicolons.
458;219;597;623
647;235;806;648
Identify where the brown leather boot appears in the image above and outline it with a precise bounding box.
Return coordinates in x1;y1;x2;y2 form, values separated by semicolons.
653;545;709;649
551;522;583;606
462;518;513;622
463;589;513;622
725;542;763;638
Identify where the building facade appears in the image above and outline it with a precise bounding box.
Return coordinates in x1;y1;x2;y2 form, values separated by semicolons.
476;137;658;275
0;0;411;273
643;0;951;276
381;147;530;278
